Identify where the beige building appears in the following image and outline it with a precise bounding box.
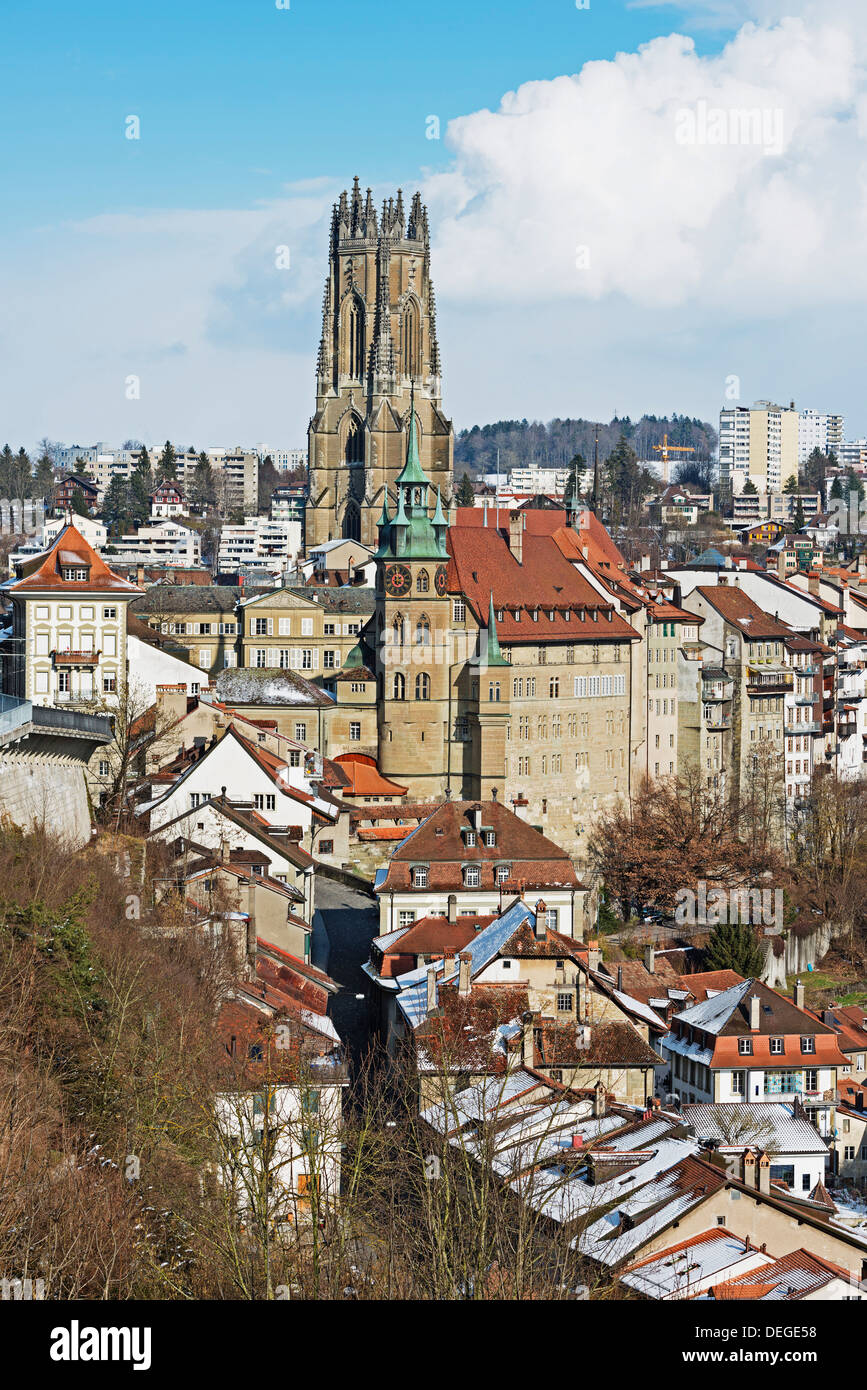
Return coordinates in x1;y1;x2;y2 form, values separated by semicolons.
6;523;141;709
130;585;240;678
237;585;372;679
719;401;800;496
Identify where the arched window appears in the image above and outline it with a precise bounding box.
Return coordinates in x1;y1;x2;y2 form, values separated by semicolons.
489;682;500;702
416;569;429;593
415;616;430;646
401;300;420;377
392;672;406;700
344;296;366;379
415;672;430;701
392;614;405;648
345;416;364;465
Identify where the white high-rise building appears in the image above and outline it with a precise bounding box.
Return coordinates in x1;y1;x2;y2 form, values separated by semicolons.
798;409;844;465
719;402;800;495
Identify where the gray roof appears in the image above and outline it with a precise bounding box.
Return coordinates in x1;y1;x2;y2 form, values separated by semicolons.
131;584;241;614
683;1102;830;1155
287;584;375;614
214;667;334;707
671;979;752;1034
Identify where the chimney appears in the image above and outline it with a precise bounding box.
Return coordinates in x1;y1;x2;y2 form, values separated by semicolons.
156;683;188;727
749;994;761;1031
758;1151;771;1195
617;965;624;992
743;1149;757;1187
644;945;655;975
522;1017;535;1068
447;893;457;924
593;1081;606;1118
508;511;524;564
458;952;471;996
794;978;806;1010
534;900;547;939
587;943;600;971
443;952;455;976
426;965;437;1015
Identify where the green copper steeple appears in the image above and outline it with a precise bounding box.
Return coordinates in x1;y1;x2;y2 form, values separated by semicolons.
484;592;509;667
375;390;448;561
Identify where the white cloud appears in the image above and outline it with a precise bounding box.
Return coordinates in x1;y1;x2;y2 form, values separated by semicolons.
426;17;866;315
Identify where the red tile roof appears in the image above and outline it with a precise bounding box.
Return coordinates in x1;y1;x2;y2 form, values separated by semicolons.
446;523;639;644
9;522;142;594
332;753;408;799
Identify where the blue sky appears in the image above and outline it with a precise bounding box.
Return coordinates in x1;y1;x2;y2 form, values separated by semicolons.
1;0;865;449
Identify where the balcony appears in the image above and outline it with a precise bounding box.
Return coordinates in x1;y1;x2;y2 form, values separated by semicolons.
784;721;822;736
52;650;100;667
705;716;731;731
747;667;793;692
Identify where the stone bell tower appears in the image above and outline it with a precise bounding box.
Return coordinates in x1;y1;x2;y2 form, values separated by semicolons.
305;177;453;552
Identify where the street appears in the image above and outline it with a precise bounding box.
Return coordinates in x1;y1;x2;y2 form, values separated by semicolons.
312;875;379;1065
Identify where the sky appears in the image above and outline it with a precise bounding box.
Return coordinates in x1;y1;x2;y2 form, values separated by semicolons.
1;0;866;452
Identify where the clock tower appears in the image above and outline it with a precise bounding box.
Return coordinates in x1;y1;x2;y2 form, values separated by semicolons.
375;401;452;800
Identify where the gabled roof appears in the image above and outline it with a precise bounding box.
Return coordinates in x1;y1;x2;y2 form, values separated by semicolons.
446;523;639;644
332;753;408;799
146;793;314;871
9;523;142;595
692;586;795;639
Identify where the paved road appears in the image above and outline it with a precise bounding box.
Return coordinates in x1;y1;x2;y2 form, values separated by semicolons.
312;876;379;1066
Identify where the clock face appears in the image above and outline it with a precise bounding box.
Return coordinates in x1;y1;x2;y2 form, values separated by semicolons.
384;562;412;596
434;564;448;596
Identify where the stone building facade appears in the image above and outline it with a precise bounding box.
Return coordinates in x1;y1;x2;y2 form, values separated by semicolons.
305;177;453;549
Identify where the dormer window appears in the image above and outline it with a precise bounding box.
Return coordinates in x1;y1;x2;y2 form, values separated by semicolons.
738;1038;753;1055
463;865;481;888
495;864;511;883
62;566;89;581
464;829;476;847
482;830;496;847
412;865;428;888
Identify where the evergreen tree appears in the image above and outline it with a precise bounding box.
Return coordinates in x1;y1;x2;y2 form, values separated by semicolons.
846;467;864;502
157;440;177;482
782;474;798;495
830;476;843;501
34;452;55;500
704;921;766;977
190;453;217;512
102;476;131;534
0;444;14;497
793;495;806;532
70;488;89;518
742;479;758;495
456;473;475;507
803;447;826;495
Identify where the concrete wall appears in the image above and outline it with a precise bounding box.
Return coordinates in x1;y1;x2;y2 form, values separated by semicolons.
0;746;92;846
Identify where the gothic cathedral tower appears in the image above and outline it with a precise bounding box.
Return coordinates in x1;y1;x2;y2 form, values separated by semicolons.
305;177;453;552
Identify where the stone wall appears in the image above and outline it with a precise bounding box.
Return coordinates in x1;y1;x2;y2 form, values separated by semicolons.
0;746;93;847
761;920;836;989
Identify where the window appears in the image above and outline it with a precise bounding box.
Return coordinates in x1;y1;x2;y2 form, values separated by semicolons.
295;723;307;742
393;672;406;700
801;1036;815;1054
415;672;430;701
804;1069;818;1091
453;600;465;622
463;865;481;887
103;607;116;620
549;678;559;699
556;992;572;1013
253;794;276;811
546;908;559;931
98;760;110;777
769;1037;784;1054
254;617;269;635
62;566;89;581
845;1146;856;1161
198;649;212;669
319;840;334;855
737;1038;752;1055
495;864;511;884
102;674;116;693
323;650;337;669
416;569;429;593
464;830;476;847
482;830;496;847
415;616;430;646
730;1071;744;1095
349;722;361;741
399;911;415;928
412;866;428;888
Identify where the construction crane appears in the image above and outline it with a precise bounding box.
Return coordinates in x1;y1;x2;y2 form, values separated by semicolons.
653;433;694;485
